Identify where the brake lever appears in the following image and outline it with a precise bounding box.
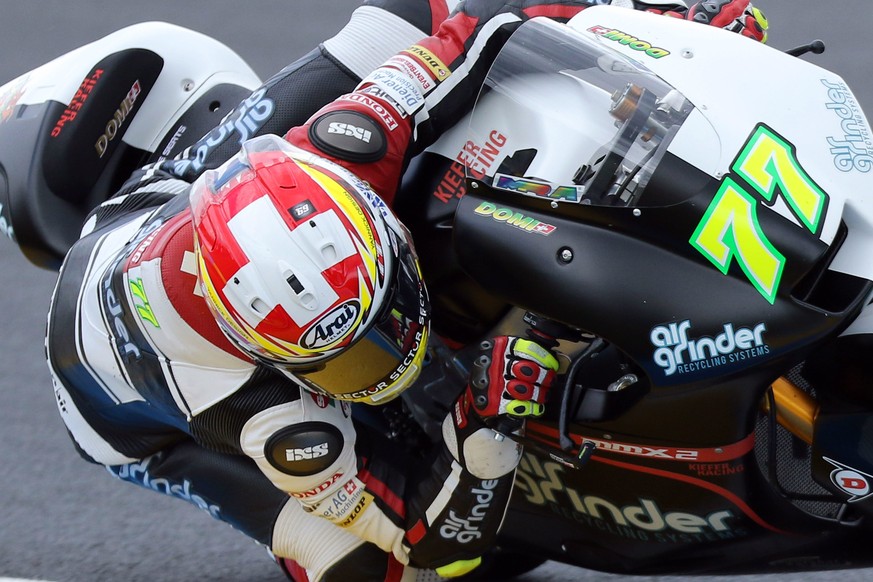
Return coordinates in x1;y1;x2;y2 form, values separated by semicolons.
488;417;596;470
786;39;825;57
557;338;607;452
497;311;600;469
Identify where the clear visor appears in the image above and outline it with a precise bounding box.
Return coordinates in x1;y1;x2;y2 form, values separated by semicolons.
465;18;695;207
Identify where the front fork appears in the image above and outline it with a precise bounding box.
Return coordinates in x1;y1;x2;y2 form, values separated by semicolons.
763;377;818;445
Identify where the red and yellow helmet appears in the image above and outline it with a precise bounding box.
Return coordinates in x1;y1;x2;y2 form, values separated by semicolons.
190;134;429;404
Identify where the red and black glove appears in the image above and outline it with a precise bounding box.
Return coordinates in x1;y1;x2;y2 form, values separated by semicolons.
685;0;769;42
464;336;559;431
642;0;769;43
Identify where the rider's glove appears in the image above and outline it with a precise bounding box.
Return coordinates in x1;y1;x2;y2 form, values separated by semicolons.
417;337;559;576
685;0;769;42
465;336;559;429
640;0;768;43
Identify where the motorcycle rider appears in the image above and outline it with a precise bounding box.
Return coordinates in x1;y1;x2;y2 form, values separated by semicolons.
44;1;768;580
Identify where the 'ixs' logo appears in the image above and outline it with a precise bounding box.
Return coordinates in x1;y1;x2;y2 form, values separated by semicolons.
824;457;873;503
327;121;372;143
650;319;769;377
301;300;361;349
286;442;329;462
587;25;670;59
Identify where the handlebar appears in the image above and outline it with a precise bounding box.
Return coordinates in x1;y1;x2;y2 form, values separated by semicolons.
483;311;600;470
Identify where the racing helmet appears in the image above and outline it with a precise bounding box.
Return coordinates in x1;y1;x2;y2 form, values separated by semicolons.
190;134;430;405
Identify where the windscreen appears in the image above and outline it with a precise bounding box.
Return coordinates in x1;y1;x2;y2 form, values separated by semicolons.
465;17;697;207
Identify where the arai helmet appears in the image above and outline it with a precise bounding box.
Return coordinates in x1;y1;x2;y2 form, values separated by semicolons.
190;134;429;404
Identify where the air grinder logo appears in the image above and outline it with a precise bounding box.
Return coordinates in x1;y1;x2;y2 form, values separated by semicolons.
650;319;769;377
301;300;360;349
821;79;873;173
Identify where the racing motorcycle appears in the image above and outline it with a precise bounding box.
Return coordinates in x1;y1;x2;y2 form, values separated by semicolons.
3;5;873;578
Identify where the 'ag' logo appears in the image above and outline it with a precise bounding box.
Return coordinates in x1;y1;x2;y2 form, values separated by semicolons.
825;457;873;502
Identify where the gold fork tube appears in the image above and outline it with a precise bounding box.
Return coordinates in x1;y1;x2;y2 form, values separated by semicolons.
763;377;819;445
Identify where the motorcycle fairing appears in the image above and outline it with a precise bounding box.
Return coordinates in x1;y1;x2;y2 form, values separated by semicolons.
563;7;873;285
393;8;873;575
501;429;873;575
455;151;867;414
453;15;871;410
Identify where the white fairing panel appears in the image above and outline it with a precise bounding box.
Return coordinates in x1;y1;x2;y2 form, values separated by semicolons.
566;7;873;280
0;22;261;153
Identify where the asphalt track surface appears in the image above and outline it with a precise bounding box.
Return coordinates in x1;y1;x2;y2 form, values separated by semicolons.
1;1;872;581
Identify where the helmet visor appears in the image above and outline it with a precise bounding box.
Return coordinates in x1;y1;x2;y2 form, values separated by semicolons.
291;236;430;404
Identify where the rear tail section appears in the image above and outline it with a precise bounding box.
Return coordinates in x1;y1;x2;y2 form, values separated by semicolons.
0;22;260;268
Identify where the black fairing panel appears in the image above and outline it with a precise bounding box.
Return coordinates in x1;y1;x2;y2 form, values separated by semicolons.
453;154;871;440
0;99;102;269
44;50;163;203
